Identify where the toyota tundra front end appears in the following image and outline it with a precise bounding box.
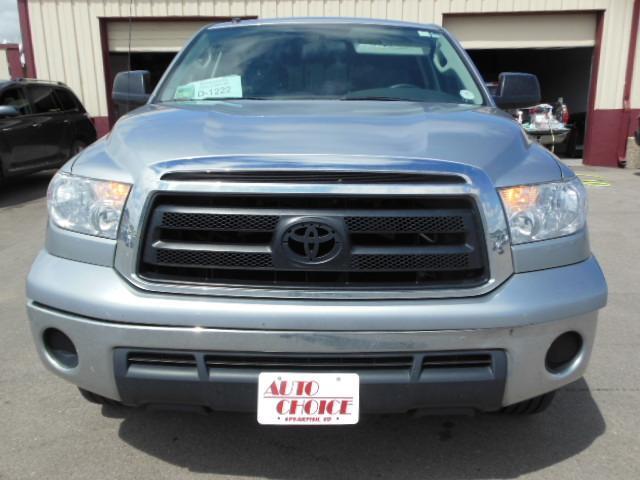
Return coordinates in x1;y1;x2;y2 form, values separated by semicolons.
26;18;607;422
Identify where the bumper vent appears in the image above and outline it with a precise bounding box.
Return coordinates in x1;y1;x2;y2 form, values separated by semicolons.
123;350;496;375
115;349;506;412
127;352;197;368
205;354;414;371
422;353;493;369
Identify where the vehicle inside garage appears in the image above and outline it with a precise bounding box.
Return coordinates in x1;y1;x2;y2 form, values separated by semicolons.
444;12;598;158
467;47;594;157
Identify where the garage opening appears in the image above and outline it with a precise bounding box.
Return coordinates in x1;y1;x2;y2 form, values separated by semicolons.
108;52;177;113
468;47;594;157
444;13;598;158
103;19;234;122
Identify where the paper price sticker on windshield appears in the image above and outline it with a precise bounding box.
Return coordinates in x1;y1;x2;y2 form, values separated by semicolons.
174;75;243;100
257;372;360;425
460;89;475;101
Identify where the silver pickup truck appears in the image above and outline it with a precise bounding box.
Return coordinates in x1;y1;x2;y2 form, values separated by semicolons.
27;18;607;423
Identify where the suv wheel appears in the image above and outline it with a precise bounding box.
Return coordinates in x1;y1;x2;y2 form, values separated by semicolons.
501;391;555;414
78;387;122;407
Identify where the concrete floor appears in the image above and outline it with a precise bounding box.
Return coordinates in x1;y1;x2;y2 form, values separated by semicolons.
0;164;638;480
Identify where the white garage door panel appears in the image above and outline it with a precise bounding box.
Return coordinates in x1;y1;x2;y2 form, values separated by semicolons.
108;21;212;52
444;14;597;50
0;52;10;79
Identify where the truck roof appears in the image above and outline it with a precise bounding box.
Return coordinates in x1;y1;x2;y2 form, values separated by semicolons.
208;16;442;32
0;78;67;88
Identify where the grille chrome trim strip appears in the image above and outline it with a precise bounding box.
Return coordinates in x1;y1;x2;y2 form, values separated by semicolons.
160;170;468;184
114;160;512;299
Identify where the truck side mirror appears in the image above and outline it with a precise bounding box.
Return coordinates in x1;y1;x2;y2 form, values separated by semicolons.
112;70;151;106
493;72;541;110
0;105;20;118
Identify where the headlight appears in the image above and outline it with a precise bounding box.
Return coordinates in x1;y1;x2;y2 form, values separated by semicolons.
47;172;131;239
499;177;587;244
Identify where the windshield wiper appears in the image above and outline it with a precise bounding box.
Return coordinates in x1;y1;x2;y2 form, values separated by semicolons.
198;96;267;101
160;96;267;103
340;96;410;102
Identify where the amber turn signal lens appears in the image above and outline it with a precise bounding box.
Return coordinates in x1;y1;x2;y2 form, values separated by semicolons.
499;185;539;211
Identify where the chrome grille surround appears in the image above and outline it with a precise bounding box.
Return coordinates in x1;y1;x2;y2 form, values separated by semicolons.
114;157;512;300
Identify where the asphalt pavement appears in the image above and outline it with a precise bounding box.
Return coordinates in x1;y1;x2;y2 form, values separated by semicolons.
1;163;639;479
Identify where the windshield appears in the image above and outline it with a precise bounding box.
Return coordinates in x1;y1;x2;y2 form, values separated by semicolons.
154;23;485;105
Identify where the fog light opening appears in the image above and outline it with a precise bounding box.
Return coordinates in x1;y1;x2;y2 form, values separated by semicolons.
546;331;583;374
43;328;78;369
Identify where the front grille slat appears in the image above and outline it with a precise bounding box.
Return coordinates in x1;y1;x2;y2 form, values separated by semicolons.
138;193;488;290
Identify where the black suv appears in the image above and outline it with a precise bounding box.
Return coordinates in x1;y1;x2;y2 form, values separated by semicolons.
0;79;97;181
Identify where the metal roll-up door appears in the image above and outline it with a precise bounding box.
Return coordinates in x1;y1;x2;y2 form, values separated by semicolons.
444;13;597;50
107;20;213;53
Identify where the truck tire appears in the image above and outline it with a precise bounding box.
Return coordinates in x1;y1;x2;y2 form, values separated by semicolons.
501;391;555;414
78;387;122;407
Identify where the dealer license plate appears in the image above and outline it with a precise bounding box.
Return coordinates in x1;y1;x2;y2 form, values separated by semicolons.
257;372;359;425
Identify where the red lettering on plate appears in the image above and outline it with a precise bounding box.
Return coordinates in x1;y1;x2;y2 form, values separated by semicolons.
264;376;355;422
296;380;320;396
340;399;353;415
276;399;288;414
266;380;320;397
265;380;294;396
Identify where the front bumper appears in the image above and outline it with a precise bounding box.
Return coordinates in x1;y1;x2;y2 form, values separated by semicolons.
27;252;607;412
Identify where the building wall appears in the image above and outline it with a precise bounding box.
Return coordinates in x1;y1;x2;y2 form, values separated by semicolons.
0;44;22;79
0;50;9;79
625;0;640;167
631;5;640;110
22;0;640;166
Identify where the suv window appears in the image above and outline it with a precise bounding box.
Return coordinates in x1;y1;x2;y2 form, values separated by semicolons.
55;88;81;111
28;85;62;114
0;87;31;115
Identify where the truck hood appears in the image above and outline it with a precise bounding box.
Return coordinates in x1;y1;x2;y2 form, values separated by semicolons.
73;100;562;187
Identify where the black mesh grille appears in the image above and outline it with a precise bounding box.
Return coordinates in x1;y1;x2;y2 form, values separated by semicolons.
346;216;465;233
162;212;279;231
156;249;274;269
350;253;470;271
138;193;488;290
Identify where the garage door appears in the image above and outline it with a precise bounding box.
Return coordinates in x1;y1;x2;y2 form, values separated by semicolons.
107;20;213;52
444;13;597;49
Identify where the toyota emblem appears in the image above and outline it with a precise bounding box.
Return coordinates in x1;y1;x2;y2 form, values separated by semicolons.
280;219;344;265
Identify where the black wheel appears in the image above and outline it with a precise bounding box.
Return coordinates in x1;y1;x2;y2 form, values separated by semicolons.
78;387;122;407
0;155;5;185
564;130;579;158
501;391;555;415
